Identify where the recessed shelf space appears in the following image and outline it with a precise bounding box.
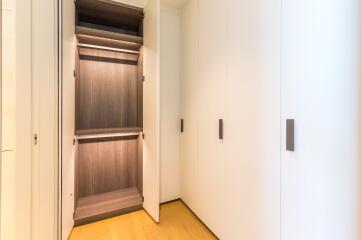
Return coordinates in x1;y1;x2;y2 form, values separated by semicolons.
74;187;143;226
75;0;143;52
74;0;144;226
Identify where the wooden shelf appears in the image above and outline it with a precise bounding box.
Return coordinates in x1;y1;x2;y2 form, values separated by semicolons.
74;187;143;226
76;127;143;140
77;34;142;52
76;127;142;135
76;26;143;45
75;0;144;23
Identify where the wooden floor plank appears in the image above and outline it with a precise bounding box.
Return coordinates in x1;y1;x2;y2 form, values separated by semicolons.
69;200;218;240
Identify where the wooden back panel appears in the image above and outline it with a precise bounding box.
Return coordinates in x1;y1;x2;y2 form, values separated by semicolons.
76;48;140;130
77;136;139;197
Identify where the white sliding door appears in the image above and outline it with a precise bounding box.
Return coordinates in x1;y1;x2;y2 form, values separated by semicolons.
281;0;361;239
143;0;160;222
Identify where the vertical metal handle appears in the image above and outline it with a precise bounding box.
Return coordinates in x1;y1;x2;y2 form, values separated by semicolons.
181;119;184;133
219;119;223;140
286;119;294;151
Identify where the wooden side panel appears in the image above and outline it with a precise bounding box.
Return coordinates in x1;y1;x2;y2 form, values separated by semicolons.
76;49;139;130
77;137;139;198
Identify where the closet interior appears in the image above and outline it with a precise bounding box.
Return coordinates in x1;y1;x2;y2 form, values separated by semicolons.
73;0;144;226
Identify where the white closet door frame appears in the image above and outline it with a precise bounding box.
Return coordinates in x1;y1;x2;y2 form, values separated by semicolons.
143;0;161;223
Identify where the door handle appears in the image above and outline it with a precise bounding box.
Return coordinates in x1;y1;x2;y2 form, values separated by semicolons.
219;119;223;140
286;119;294;151
181;119;184;133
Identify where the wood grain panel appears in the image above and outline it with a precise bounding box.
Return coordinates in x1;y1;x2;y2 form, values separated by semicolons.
77;34;142;52
77;136;139;198
74;187;143;226
76;48;140;130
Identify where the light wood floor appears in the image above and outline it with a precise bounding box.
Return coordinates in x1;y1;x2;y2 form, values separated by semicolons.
69;200;218;240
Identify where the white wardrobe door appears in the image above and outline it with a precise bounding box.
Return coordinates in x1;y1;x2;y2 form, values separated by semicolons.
61;0;76;238
225;0;282;239
180;0;200;210
143;0;161;222
281;0;361;239
196;0;228;237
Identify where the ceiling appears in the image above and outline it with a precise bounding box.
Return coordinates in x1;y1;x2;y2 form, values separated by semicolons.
112;0;187;9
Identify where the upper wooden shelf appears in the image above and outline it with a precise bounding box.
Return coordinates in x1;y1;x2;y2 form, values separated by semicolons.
76;26;143;45
75;0;144;23
75;0;144;40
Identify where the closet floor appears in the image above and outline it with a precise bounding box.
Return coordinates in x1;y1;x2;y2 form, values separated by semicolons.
69;200;218;240
74;187;143;226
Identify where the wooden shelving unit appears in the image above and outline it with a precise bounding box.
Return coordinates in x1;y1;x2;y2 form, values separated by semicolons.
74;187;143;226
73;0;144;227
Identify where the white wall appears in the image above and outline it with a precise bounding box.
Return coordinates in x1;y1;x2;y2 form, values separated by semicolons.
160;4;181;203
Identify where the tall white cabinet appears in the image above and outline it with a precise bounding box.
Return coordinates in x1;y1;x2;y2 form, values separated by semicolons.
180;0;281;239
180;0;361;240
281;0;361;239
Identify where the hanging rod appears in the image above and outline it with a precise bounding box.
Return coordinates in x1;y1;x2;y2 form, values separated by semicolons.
77;43;140;54
76;131;140;140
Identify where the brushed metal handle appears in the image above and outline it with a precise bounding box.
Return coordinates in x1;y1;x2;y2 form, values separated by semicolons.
286;119;295;151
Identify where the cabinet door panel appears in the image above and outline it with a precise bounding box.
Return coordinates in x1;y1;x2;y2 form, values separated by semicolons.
281;1;361;239
196;0;228;236
225;0;282;239
180;0;200;210
143;0;160;223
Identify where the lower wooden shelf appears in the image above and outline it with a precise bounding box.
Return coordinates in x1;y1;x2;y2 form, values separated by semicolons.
74;187;143;226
